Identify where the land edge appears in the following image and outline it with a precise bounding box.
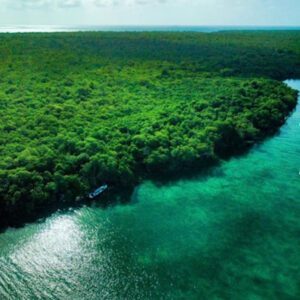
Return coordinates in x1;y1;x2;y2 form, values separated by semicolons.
0;80;299;232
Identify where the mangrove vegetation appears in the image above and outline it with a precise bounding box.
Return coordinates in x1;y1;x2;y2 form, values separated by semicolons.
0;31;299;226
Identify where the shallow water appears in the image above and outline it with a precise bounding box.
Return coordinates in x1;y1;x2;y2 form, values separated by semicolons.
0;80;300;300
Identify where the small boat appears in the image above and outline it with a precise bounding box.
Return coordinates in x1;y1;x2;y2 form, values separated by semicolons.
89;184;108;199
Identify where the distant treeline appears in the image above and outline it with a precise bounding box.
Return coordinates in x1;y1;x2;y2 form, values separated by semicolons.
0;31;299;227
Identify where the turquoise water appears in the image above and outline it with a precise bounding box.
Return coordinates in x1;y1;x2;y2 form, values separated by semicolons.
0;80;300;299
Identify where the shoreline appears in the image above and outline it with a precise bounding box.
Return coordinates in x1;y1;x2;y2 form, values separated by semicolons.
0;31;299;230
0;88;298;231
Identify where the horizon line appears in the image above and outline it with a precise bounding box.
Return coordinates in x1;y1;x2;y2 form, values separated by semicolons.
0;24;300;27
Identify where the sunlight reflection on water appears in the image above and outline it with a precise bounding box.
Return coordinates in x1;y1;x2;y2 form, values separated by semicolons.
10;215;83;273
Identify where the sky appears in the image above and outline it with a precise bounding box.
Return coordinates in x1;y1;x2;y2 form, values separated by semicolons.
0;0;299;26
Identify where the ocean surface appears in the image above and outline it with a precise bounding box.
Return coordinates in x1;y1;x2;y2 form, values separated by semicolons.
0;80;300;299
0;25;300;33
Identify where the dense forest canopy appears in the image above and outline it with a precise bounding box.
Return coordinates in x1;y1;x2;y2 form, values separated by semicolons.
0;31;299;226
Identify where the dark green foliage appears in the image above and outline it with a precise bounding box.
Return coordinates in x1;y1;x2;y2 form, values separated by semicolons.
0;31;299;226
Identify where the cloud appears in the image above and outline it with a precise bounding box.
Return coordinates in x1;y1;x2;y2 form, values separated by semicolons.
93;0;120;7
58;0;82;7
0;0;82;9
0;0;169;10
92;0;169;6
8;0;50;9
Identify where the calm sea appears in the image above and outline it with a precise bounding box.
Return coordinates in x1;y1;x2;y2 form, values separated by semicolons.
0;25;300;33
